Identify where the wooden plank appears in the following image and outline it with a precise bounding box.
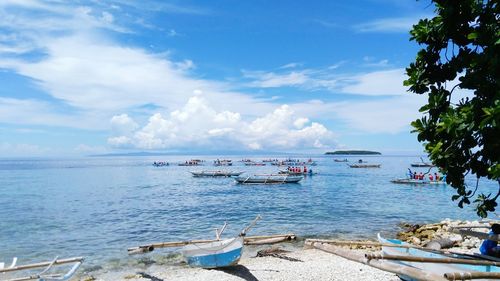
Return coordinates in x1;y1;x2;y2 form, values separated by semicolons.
365;253;500;267
0;257;83;273
310;242;447;281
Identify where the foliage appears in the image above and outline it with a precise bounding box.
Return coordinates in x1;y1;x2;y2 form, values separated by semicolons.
405;0;499;217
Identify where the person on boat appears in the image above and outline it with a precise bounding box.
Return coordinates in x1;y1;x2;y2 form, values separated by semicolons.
408;168;413;179
358;159;363;163
429;174;434;181
303;166;307;174
418;172;424;180
480;224;500;257
435;173;440;181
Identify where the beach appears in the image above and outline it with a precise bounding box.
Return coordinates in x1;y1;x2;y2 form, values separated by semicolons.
89;248;399;281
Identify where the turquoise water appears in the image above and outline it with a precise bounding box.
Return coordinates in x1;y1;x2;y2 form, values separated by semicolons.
0;155;496;271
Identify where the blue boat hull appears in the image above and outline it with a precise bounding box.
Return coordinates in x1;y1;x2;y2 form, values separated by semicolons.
185;247;242;268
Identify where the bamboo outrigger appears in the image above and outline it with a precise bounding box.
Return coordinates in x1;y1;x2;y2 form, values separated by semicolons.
0;257;83;281
128;233;296;254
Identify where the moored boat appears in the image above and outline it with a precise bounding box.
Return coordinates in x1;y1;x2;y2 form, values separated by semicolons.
213;159;233;166
334;159;348;162
391;178;447;185
349;164;381;168
235;174;303;184
411;163;435;167
191;170;243;177
244;161;266;166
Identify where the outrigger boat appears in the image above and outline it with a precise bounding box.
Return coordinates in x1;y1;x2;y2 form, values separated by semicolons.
190;170;243;177
306;235;500;281
235;174;303;184
377;234;500;280
391;178;447;185
349;164;381;168
243;161;266;166
213;159;233;166
411;157;435;168
128;216;262;268
278;169;315;176
0;257;83;281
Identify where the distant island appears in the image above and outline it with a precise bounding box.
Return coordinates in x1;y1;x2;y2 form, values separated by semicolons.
325;150;381;155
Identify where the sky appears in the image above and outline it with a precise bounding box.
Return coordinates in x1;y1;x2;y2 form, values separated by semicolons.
0;0;438;157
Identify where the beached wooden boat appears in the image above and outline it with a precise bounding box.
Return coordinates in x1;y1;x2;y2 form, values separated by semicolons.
391;178;447;185
190;170;243;177
377;234;500;280
235;174;303;184
349;164;381;168
129;216;262;268
181;236;244;268
0;257;83;281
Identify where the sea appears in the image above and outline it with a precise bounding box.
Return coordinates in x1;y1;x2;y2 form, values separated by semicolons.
0;155;497;276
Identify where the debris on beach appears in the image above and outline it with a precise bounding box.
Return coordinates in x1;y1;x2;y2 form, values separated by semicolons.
397;219;490;252
256;247;303;262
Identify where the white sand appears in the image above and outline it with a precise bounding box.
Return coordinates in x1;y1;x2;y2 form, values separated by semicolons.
89;249;399;281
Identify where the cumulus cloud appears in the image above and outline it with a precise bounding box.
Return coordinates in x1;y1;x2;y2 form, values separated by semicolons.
108;96;335;150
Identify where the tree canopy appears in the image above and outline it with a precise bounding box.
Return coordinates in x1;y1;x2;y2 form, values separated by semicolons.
405;0;499;217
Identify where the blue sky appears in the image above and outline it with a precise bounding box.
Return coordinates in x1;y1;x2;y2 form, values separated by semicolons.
0;0;437;156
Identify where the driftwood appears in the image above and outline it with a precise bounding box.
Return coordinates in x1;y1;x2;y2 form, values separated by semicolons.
365;253;500;267
444;272;500;280
256;248;302;262
309;242;447;281
0;257;83;274
128;234;296;254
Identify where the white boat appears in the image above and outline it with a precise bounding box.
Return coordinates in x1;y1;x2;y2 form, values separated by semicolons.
0;257;83;281
182;236;244;268
190;170;243;177
235;174;303;184
181;216;261;268
391;178;447;185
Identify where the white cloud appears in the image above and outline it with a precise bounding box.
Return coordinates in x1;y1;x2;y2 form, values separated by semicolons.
340;68;408;96
108;96;336;151
243;70;310;88
354;15;428;33
110;114;139;135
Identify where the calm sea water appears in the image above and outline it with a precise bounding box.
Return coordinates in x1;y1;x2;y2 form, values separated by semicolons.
0;155;497;272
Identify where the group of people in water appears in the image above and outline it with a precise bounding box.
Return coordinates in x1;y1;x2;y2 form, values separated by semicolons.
407;168;445;182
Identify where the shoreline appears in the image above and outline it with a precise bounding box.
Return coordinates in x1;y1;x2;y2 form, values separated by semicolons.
87;248;399;281
80;218;491;281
